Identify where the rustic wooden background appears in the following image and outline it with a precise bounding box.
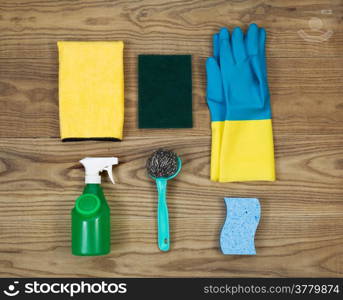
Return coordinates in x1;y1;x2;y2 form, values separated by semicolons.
0;0;342;277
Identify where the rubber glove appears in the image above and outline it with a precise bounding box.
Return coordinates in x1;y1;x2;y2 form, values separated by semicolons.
220;24;275;181
209;24;275;182
206;34;226;181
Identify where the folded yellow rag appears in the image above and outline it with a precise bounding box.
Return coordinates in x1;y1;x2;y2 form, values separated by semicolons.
58;41;124;141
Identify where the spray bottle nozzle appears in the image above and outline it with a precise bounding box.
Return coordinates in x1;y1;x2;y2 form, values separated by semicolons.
80;157;119;184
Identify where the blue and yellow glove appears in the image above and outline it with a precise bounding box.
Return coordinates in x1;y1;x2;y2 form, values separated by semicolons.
206;24;275;182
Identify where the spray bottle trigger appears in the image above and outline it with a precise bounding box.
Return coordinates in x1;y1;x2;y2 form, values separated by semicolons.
104;166;115;184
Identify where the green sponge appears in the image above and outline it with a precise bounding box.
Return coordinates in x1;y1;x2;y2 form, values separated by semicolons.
138;55;193;128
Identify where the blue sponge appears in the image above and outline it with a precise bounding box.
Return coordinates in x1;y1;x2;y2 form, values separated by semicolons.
220;198;261;255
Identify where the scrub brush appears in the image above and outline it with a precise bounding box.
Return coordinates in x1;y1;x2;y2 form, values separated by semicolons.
146;149;182;251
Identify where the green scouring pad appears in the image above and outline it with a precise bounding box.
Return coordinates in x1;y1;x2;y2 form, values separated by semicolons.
138;55;193;129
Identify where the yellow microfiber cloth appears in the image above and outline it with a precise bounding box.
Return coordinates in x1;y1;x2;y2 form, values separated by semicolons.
58;41;124;141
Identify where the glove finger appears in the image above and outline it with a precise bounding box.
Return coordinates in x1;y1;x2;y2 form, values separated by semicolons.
213;33;220;63
257;27;269;102
232;27;247;64
258;27;267;72
258;27;266;56
206;57;224;103
219;27;234;69
252;27;267;80
245;23;259;56
252;28;269;104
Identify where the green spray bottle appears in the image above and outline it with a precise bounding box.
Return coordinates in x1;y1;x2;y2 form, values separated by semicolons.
72;157;118;256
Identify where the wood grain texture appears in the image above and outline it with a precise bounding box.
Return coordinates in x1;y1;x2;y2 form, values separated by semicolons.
0;0;342;277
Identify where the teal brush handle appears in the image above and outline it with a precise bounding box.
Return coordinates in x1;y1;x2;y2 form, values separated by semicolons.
156;178;170;251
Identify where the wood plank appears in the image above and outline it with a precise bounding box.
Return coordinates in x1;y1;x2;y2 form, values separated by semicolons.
0;217;342;277
0;135;342;219
0;57;342;137
0;0;341;59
